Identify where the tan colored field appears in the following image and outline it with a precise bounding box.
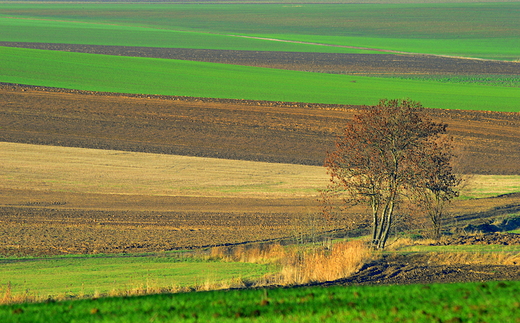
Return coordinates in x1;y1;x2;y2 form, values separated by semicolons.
0;142;339;256
1;141;519;200
0;142;327;198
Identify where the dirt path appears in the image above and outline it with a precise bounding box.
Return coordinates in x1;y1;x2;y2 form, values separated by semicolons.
228;34;415;54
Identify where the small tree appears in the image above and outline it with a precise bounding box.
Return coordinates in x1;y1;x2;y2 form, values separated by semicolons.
413;136;460;239
322;99;459;249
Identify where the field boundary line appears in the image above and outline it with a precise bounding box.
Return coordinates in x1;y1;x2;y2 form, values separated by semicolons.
228;34;517;62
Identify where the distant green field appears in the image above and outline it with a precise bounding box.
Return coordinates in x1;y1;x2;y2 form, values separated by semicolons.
0;16;369;54
1;280;519;322
2;46;519;111
0;253;270;300
1;2;519;59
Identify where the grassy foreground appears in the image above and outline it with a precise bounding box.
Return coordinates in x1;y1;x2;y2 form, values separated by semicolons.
2;46;519;111
0;241;371;303
1;280;519;323
0;253;271;301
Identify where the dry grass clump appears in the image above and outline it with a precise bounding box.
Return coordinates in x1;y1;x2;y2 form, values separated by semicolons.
0;278;251;305
108;276;249;296
426;252;520;266
209;243;286;264
209;240;373;286
278;240;372;285
0;283;68;305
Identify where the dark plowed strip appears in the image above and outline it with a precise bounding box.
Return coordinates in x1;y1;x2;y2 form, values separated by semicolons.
1;83;519;174
2;41;519;75
317;253;520;286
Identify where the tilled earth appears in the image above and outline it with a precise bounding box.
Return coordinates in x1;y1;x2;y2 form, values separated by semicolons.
438;232;520;246
1;43;519;285
310;233;520;286
1;83;519;174
328;252;520;286
0;206;301;256
2;42;520;75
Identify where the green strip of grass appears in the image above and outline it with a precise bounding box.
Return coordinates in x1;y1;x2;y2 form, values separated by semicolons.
458;175;520;200
0;253;271;299
0;17;369;54
1;281;518;322
2;47;519;112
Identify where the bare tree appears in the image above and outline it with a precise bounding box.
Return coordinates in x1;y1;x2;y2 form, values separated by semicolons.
322;99;459;249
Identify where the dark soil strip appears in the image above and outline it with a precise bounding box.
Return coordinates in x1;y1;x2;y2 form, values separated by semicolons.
2;41;519;75
321;253;520;286
2;83;519;174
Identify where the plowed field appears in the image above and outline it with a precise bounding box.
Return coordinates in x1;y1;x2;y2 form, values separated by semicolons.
1;43;519;264
1;83;519;173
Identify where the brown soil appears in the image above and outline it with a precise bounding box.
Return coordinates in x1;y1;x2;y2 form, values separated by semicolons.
0;188;345;257
2;42;519;75
324;251;520;286
1;44;519;285
310;233;520;286
437;232;520;246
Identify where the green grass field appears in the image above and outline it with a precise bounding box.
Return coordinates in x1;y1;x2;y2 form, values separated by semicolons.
1;2;519;59
1;2;519;110
2;46;519;111
1;280;519;322
0;253;271;301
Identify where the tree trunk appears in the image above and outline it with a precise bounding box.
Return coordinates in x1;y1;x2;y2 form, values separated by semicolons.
379;199;395;249
371;198;379;247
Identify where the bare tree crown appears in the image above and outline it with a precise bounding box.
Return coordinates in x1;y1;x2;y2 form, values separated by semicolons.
322;99;459;249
